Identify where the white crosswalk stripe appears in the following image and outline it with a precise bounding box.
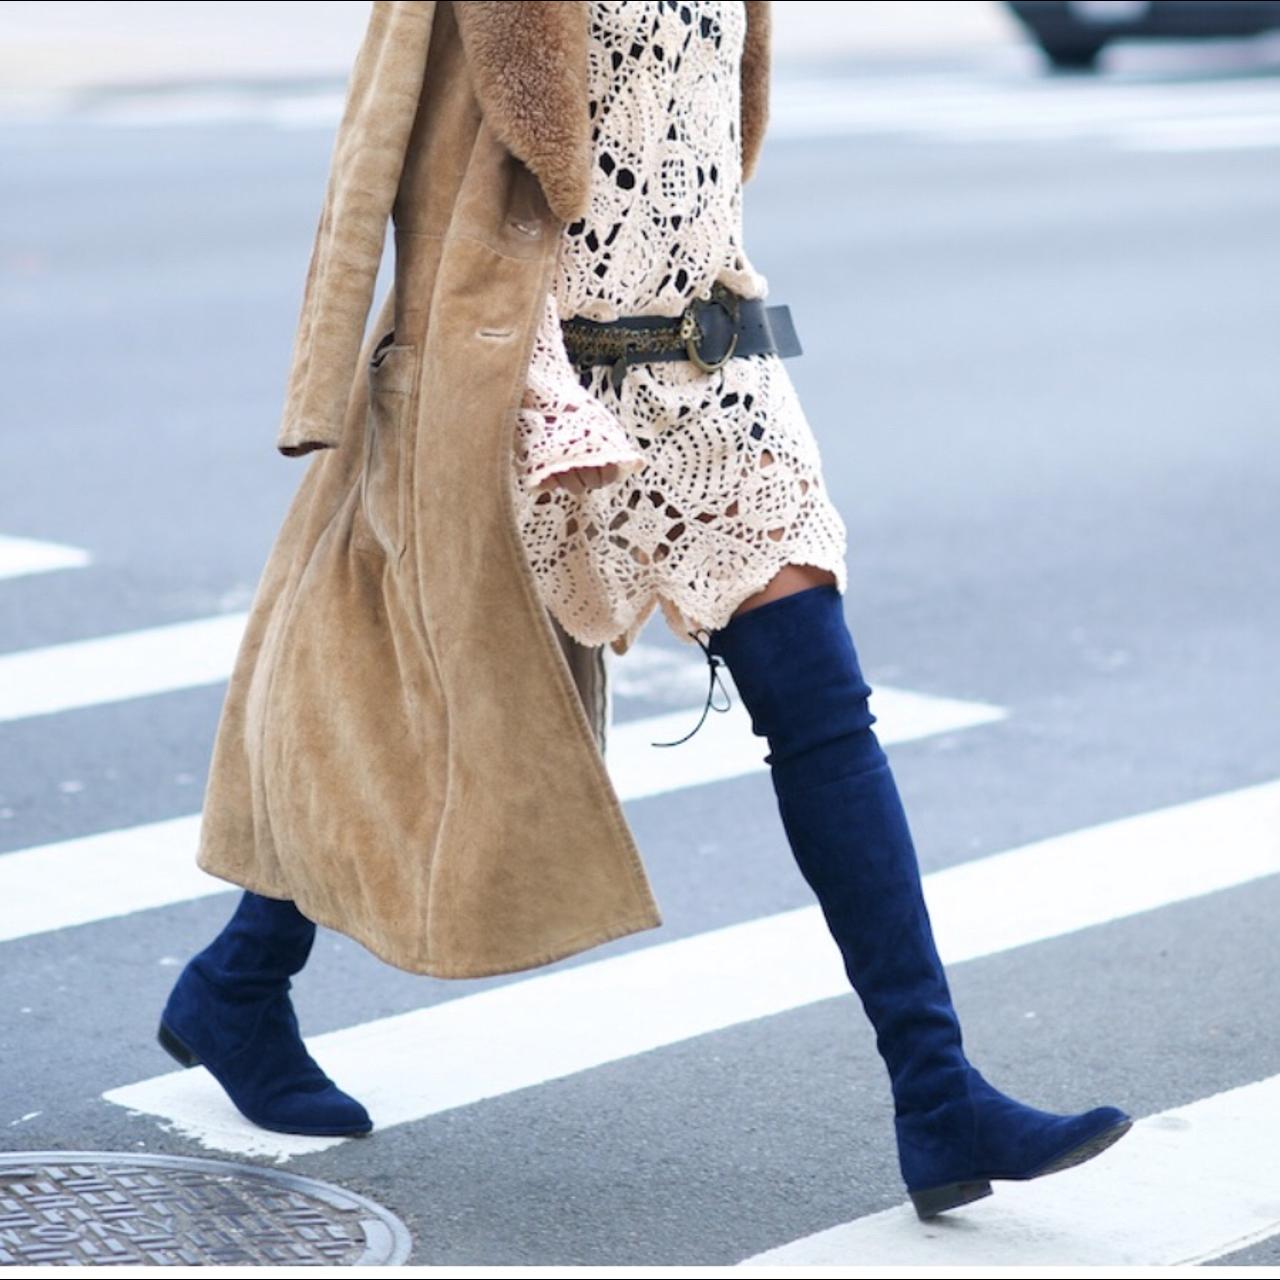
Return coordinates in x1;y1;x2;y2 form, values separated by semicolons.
0;815;218;945
767;71;1280;151
0;613;246;723
0;534;90;582
613;681;1003;800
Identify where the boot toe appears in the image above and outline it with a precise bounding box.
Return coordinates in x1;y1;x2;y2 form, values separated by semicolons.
1024;1105;1133;1179
899;1068;1134;1209
257;1085;374;1138
968;1070;1134;1182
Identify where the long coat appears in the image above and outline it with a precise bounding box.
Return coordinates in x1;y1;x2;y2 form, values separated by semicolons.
195;0;774;978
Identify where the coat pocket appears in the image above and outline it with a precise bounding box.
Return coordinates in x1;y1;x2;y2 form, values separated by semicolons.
356;333;419;561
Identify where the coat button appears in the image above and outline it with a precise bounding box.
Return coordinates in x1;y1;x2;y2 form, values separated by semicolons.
508;216;543;239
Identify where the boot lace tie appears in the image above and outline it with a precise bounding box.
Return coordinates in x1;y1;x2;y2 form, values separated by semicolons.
650;628;733;747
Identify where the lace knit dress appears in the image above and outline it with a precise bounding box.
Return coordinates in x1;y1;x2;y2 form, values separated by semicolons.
509;0;848;658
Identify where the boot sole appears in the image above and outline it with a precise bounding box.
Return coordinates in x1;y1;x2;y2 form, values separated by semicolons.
155;1019;374;1139
157;1018;203;1069
907;1116;1134;1220
1026;1115;1134;1180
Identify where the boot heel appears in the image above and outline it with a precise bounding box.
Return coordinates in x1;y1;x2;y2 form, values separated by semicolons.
909;1178;993;1220
157;1019;201;1069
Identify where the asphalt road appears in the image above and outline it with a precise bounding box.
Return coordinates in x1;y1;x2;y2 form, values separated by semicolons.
2;52;1279;1266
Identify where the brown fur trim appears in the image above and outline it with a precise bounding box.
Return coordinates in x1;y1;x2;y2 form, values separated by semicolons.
741;1;771;183
456;0;772;224
454;1;593;223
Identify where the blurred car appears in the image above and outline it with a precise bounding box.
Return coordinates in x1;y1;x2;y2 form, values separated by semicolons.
1005;0;1280;69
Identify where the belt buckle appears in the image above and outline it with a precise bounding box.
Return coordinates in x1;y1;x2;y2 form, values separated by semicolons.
679;285;740;372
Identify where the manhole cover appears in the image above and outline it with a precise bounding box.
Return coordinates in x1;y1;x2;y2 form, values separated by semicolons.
0;1152;411;1266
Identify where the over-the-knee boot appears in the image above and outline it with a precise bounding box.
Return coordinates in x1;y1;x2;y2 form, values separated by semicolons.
705;583;1131;1218
158;890;372;1137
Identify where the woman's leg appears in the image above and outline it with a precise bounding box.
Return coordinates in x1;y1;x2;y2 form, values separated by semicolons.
728;563;839;617
705;567;1132;1217
158;890;371;1137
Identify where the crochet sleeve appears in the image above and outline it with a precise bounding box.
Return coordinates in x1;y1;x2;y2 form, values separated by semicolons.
514;290;648;494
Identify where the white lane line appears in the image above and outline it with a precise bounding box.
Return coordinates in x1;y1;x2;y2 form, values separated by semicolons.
740;1072;1280;1266
0;614;247;722
101;778;1280;1160
1114;115;1280;151
609;683;1004;802
0;682;1001;944
772;78;1280;124
768;77;1280;146
0;534;90;582
0;816;224;945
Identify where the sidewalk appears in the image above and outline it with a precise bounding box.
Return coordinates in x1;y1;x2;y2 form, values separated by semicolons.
0;1;1022;109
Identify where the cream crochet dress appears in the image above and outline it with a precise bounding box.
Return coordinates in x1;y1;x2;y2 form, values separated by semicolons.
510;0;848;658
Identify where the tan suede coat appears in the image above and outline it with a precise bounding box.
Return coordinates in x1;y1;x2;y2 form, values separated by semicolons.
195;0;773;978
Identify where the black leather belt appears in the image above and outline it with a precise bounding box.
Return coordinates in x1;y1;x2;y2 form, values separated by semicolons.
561;281;803;391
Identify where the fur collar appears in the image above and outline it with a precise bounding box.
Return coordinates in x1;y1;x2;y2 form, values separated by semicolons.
454;0;772;224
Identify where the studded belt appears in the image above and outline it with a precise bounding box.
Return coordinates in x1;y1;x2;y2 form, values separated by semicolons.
561;282;803;391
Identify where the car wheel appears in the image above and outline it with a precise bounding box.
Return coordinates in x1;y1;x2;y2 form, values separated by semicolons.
1038;36;1106;70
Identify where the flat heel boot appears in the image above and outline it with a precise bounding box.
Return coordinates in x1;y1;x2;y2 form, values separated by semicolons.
704;583;1132;1218
158;890;372;1138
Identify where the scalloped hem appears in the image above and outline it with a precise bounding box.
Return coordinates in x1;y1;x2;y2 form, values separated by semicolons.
536;543;850;659
658;548;850;644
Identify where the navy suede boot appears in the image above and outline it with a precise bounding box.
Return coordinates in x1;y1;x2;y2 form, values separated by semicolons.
158;890;372;1137
705;583;1132;1218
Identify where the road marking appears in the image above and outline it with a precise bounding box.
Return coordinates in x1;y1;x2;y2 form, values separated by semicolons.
1114;115;1280;151
0;534;90;582
0;682;1001;943
609;683;1004;801
0;816;222;945
77;89;346;130
0;613;247;722
740;1072;1280;1266
768;74;1280;150
101;777;1280;1160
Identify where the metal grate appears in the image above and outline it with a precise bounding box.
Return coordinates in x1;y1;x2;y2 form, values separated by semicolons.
0;1152;412;1266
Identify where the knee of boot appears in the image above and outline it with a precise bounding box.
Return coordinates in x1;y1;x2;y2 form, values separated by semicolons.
768;718;890;793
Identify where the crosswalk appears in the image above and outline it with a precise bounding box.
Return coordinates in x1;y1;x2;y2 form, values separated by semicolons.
4;527;1280;1264
30;68;1280;153
102;779;1280;1165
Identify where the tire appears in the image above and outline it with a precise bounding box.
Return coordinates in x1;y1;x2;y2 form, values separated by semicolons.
1038;36;1106;69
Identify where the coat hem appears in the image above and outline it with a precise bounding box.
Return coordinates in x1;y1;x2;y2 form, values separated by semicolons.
194;861;662;979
